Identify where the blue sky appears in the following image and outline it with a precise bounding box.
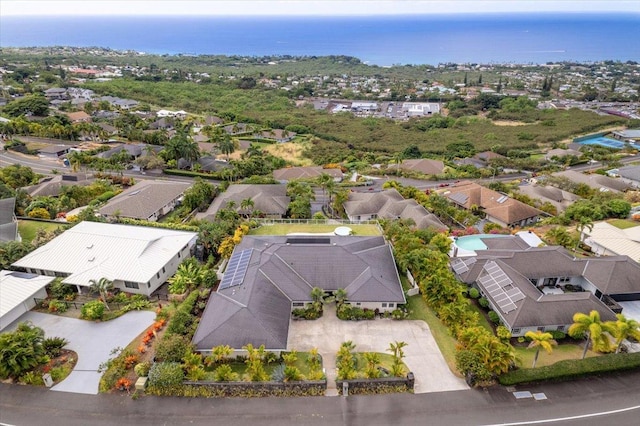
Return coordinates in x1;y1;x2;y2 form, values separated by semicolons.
3;1;639;16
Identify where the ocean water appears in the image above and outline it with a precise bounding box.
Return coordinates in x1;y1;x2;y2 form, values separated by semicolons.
1;14;639;66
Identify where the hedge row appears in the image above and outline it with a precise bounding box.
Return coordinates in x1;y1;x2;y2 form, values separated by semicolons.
163;169;222;180
146;380;326;398
117;218;199;232
499;352;640;386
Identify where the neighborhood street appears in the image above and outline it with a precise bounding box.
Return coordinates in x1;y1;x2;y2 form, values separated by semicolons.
1;368;640;426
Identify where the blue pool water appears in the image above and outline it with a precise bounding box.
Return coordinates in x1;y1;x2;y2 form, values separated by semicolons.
454;234;511;251
579;137;640;150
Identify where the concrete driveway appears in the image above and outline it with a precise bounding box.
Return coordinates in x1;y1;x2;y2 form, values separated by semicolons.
287;304;468;394
7;310;155;395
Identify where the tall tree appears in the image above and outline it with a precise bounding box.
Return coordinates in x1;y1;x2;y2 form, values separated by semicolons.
89;277;114;310
606;314;640;353
525;331;557;368
569;310;615;359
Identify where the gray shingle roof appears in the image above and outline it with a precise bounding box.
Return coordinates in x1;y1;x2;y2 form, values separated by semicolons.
0;198;18;242
617;165;640;183
99;180;191;220
344;189;446;230
193;235;405;350
197;184;290;219
553;170;631;193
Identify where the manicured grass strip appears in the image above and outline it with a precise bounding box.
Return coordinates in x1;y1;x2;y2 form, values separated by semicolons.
514;343;599;369
18;220;66;243
249;224;381;236
499;351;640;386
608;219;639;229
405;295;460;376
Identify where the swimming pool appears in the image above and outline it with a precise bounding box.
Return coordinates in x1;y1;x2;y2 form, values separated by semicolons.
579;136;640;150
454;234;511;251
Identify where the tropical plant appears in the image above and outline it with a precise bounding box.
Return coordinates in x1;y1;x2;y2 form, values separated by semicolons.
214;364;239;382
568;310;616;359
81;300;105;320
606;314;640;353
336;341;357;380
334;288;348;305
525;331;558;368
205;345;233;367
363;352;382;378
88;277;113;311
387;341;408;377
283;365;303;382
0;322;48;379
310;287;325;304
243;343;269;382
575;216;594;251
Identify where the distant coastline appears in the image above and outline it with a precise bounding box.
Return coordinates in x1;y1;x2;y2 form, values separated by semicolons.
1;13;638;66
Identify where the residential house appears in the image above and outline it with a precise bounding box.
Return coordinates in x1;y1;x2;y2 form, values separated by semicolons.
516;183;580;214
96;143;153;160
612;129;640;142
273;166;343;183
0;271;54;331
12;221;198;296
196;184;290;220
43;88;68;100
23;173;93;198
397;159;446;176
473;151;505;163
583;221;640;261
37;144;71;159
451;245;640;336
204;115;224;126
611;165;640;188
344;189;446;230
254;129;296;143
0;198;20;242
98;180;192;222
192;235;405;353
223;123;251;135
65;111;92;124
552;170;631;193
545;148;583;161
148;117;175;131
444;181;545;228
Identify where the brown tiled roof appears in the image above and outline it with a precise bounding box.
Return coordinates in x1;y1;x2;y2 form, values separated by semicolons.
445;181;544;225
273;166;343;181
400;159;445;175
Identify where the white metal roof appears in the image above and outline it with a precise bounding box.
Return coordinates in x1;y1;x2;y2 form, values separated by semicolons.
12;222;198;287
0;270;54;317
584;222;640;261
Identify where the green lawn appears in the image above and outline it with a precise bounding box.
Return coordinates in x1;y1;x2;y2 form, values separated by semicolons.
466;300;495;332
404;294;460;375
249;223;381;236
18;220;67;243
608;219;639;229
514;343;600;369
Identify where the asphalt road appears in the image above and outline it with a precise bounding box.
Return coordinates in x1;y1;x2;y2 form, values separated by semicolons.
1;369;640;426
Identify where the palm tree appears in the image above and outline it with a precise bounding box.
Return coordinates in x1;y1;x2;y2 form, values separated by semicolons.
310;287;325;304
364;352;381;378
88;277;113;310
240;198;255;218
569;310;615;359
218;134;237;160
334;288;348;305
606;314;640;353
393;152;404;175
575;217;594;252
525;331;557;368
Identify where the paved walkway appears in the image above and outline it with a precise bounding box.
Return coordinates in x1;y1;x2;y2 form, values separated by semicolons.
7;311;155;394
287;303;468;395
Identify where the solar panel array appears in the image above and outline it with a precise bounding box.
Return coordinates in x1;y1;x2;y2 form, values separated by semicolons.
451;257;477;275
478;261;525;314
219;248;253;290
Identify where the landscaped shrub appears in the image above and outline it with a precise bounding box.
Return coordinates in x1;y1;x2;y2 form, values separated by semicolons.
337;304;375;321
166;291;199;336
48;299;68;313
47;280;75;300
468;288;480;299
122;299;151;312
499;352;640;386
155;334;192;363
134;361;151;377
0;322;48;379
81;300;105;320
548;330;567;340
488;311;501;324
42;337;69;357
478;297;490;309
292;303;322;320
148;362;184;388
455;349;493;386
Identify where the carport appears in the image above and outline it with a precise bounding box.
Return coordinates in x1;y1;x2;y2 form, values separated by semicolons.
0;270;53;332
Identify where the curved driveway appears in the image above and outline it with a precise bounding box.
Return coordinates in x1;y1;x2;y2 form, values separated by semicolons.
7;311;155;394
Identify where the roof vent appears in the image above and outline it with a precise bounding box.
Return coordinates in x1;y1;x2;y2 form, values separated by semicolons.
88;257;95;262
497;195;508;204
87;244;94;249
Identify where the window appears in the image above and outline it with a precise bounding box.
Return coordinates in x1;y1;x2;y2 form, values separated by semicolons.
513;328;521;334
124;281;139;289
292;302;304;307
537;327;545;331
178;252;181;258
557;326;565;331
147;282;150;288
156;272;160;279
388;303;394;308
382;303;388;308
356;303;361;306
162;267;166;274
